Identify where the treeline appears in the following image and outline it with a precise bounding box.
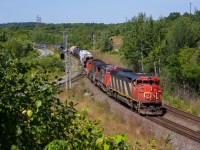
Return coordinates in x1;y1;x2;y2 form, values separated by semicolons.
0;22;119;52
0;25;132;149
1;10;200;149
0;25;34;58
0;50;132;149
120;12;200;101
1;13;199;100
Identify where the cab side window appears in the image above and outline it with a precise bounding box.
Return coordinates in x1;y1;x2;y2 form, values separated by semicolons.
137;80;142;85
155;81;160;85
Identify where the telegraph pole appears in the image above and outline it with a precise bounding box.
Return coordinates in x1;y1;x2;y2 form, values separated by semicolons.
60;31;71;90
141;50;144;73
65;34;71;90
36;15;41;26
93;34;96;50
190;3;192;14
140;39;144;73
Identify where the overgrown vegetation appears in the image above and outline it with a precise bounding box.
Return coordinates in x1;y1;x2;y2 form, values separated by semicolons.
57;82;174;149
0;22;133;149
1;10;200;149
0;51;132;149
120;12;200;115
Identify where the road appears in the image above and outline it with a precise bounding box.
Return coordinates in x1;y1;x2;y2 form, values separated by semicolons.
37;48;54;58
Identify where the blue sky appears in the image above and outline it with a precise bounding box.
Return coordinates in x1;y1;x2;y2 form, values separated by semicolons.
0;0;199;24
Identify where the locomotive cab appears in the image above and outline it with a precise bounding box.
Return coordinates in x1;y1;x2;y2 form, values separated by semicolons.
133;77;163;115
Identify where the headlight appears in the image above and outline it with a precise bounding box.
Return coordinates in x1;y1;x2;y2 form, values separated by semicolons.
139;88;144;93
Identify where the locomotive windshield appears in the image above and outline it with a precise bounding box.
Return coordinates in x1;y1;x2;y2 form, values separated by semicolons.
155;80;160;85
150;80;159;85
137;80;142;85
150;80;154;85
143;80;149;84
136;80;160;85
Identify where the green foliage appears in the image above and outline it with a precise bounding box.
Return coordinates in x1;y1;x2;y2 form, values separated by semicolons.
99;31;113;52
120;12;200;100
0;51;76;149
34;54;64;79
120;13;158;72
0;50;132;149
166;12;181;21
45;133;131;150
135;139;157;150
44;140;70;150
6;37;33;57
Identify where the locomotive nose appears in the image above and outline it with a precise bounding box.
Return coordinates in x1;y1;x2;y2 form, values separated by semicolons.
139;85;162;102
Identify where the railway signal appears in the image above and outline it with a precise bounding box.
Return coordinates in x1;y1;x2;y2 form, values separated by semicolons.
60;32;71;90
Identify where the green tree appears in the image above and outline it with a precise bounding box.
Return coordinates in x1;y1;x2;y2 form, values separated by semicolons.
166;12;181;21
0;51;131;149
120;13;157;72
178;47;200;92
99;31;113;52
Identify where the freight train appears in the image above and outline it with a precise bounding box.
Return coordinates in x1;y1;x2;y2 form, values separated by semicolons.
68;46;163;115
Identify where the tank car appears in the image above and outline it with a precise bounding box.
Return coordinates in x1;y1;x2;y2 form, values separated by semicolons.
70;46;81;58
79;50;93;67
108;69;163;115
69;46;77;55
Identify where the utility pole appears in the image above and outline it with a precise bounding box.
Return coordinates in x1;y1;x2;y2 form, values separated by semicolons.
93;34;96;50
190;3;192;14
140;39;144;73
36;15;41;26
158;31;161;75
65;34;71;90
153;56;157;76
141;50;144;73
60;31;71;90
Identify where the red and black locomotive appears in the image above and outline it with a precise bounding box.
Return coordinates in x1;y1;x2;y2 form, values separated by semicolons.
108;69;163;115
67;47;163;115
86;59;163;115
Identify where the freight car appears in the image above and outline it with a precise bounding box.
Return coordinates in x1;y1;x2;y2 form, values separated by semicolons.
68;46;163;115
70;46;81;57
79;50;93;67
108;69;163;115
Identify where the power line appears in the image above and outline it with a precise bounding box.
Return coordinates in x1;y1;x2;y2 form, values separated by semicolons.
60;31;71;90
36;15;41;25
93;34;96;50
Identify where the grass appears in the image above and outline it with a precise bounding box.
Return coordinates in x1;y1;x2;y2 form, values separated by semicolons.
89;50;126;68
111;36;123;50
55;48;174;149
90;49;200;117
163;93;200;116
57;81;174;149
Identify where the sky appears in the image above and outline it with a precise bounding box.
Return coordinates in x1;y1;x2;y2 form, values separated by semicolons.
0;0;199;24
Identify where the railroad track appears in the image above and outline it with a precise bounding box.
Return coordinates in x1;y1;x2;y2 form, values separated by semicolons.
61;54;200;144
164;104;200;123
146;116;200;143
57;55;87;87
71;68;87;83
